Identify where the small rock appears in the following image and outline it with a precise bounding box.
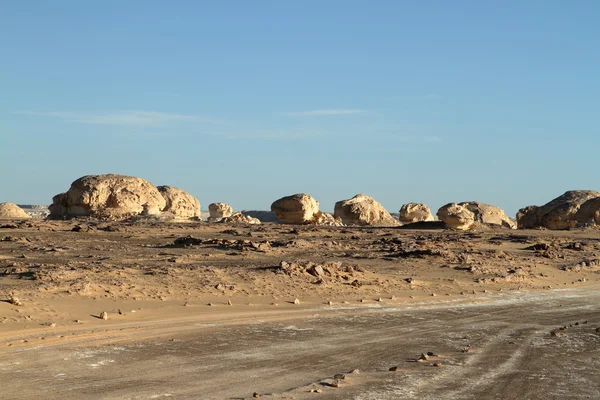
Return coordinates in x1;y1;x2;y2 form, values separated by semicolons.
349;369;360;374
118;309;123;315
8;294;22;306
293;298;300;305
333;373;346;380
49;323;57;328
433;362;443;367
208;303;214;306
310;389;323;393
431;293;436;297
418;353;429;361
227;299;232;306
99;311;108;320
253;392;261;398
390;295;396;300
389;366;399;371
377;298;383;302
183;302;189;307
330;379;340;388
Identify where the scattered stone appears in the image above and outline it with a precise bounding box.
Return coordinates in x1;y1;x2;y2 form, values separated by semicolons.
293;298;300;305
389;366;399;371
8;293;22;306
253;392;261;398
419;353;430;361
349;369;360;374
330;379;341;388
208;303;213;306
433;362;443;367
227;299;232;306
99;311;108;320
327;301;333;305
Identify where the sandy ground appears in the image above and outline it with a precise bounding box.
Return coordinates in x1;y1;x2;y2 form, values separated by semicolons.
1;219;600;399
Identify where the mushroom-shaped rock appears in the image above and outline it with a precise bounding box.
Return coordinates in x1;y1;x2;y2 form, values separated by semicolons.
0;203;31;219
209;202;234;219
437;203;475;230
399;203;434;224
271;193;320;224
334;194;399;226
156;186;200;218
517;190;600;230
220;212;261;224
49;174;166;219
459;202;515;229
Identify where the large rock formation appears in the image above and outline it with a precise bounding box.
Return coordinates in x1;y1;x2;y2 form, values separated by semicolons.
157;186;200;218
49;174;166;219
461;202;516;229
208;202;233;219
517;190;600;230
334;194;400;226
437;203;475;230
575;197;600;225
220;212;261;224
437;202;515;230
271;193;321;224
399;203;434;224
0;202;31;219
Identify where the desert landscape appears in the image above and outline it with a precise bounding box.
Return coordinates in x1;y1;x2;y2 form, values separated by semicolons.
1;175;600;399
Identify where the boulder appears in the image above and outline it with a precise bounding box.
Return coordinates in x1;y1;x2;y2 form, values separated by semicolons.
517;190;600;230
156;186;200;218
271;193;320;224
49;174;166;219
334;194;400;226
220;212;261;224
575;197;600;225
399;203;434;224
208;202;233;219
460;202;516;229
313;211;343;226
437;203;475;230
0;203;31;219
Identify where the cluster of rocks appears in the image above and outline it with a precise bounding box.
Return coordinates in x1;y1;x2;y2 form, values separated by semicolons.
48;174;200;220
12;173;600;231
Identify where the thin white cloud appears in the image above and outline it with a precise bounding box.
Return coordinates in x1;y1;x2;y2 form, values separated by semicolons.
17;110;216;126
425;136;443;143
417;94;443;100
284;109;365;116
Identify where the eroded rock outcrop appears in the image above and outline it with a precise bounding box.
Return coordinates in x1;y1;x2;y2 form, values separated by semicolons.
271;194;321;224
575;197;600;225
157;186;200;218
49;174;166;219
399;203;434;224
334;194;399;226
438;202;515;230
437;203;475;230
460;202;515;229
517;190;600;230
208;202;234;221
0;203;31;219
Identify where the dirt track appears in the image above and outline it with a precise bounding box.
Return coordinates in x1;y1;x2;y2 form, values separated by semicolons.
1;288;599;400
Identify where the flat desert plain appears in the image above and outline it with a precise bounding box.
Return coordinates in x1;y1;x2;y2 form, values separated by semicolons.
1;219;600;399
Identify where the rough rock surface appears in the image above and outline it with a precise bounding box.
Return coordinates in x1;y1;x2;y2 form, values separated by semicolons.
517;190;600;230
334;194;399;226
437;202;515;230
157;186;200;218
49;174;166;219
399;203;434;224
271;194;321;224
437;203;476;230
209;202;234;219
313;211;343;226
0;203;31;219
460;202;516;229
220;212;261;224
575;197;600;225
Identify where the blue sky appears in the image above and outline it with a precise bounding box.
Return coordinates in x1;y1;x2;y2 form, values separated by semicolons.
1;1;599;215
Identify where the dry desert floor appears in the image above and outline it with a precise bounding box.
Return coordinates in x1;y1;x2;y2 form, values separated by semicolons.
1;219;600;399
